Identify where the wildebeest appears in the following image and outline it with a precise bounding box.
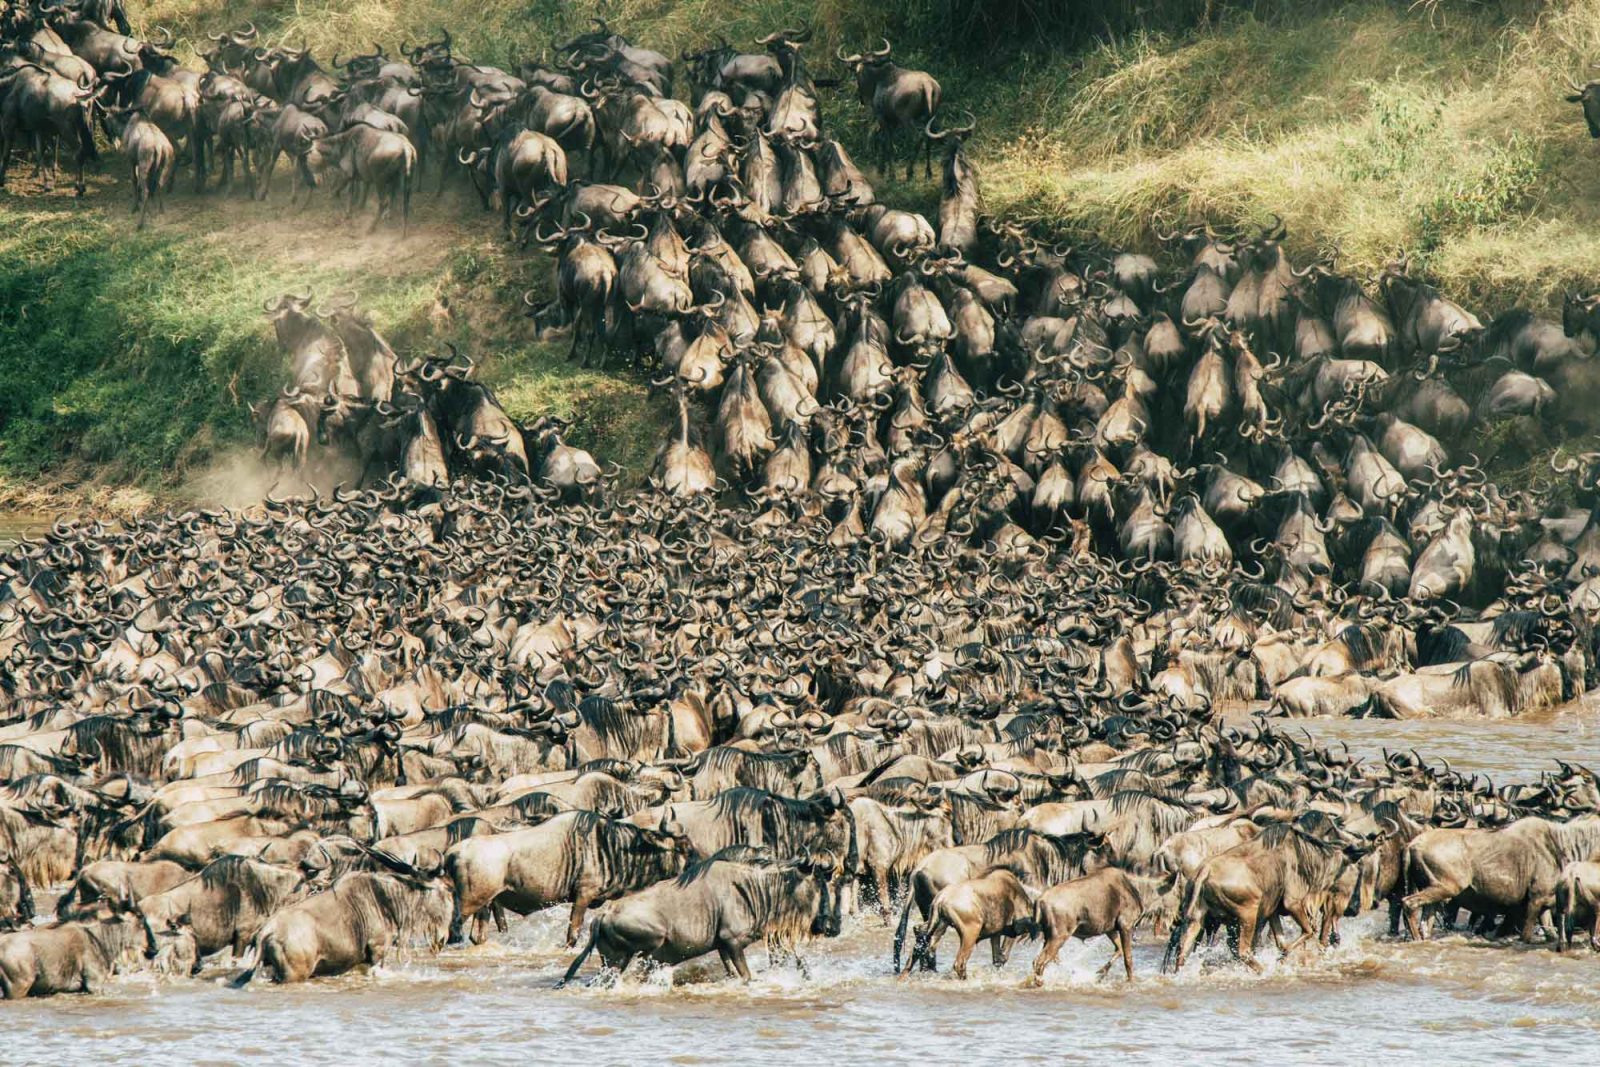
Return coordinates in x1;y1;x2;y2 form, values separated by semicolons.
0;908;157;998
900;866;1037;978
1402;815;1600;942
836;39;940;179
444;810;687;945
560;848;839;984
1027;866;1176;984
1167;816;1376;972
230;871;450;984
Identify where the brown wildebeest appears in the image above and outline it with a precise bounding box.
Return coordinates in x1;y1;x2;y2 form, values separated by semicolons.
1166;816;1376;973
1027;867;1176;984
900;867;1038;979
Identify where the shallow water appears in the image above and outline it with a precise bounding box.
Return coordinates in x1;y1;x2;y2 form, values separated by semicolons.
8;909;1597;1067
10;709;1600;1064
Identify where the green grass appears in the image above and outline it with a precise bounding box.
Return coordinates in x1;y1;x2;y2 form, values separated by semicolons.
3;0;1598;497
0;179;666;497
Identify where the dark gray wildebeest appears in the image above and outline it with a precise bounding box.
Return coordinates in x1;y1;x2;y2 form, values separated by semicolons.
409;355;530;483
1402;815;1600;942
0;61;99;195
322;293;399;403
229;871;450;985
927;111;979;255
836;38;940;179
249;386;322;487
1555;860;1600;951
253;103;327;203
559;848;840;985
1565;71;1600;138
461;126;568;237
302;121;418;234
136;854;310;967
443;809;688;946
105;106;174;229
0;906;158;998
264;291;350;396
56;857;190;918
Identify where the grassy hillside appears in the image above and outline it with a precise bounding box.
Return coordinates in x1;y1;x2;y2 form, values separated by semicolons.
2;0;1598;502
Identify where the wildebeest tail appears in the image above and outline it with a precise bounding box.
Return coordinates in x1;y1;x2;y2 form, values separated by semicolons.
1554;866;1577;951
558;923;599;988
227;942;260;988
443;849;470;944
891;892;915;972
1162;873;1203;973
9;858;34;923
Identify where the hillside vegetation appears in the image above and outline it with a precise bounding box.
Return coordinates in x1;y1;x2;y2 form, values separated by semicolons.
2;0;1598;503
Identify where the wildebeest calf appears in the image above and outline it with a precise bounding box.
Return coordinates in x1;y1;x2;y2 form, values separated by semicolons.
1027;867;1176;985
901;867;1037;979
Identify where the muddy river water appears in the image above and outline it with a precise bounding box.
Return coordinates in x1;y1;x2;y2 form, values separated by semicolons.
6;704;1599;1065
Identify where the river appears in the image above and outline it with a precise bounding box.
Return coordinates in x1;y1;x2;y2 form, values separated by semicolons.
6;705;1599;1065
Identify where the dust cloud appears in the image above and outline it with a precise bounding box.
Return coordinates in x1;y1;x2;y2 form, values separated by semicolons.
183;448;365;509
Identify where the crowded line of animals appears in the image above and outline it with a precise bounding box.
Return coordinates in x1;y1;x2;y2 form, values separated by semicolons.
5;0;1600;997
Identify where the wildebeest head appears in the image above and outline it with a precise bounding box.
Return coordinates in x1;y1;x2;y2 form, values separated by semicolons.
1563;291;1600;340
1565;76;1600;138
263;291;322;348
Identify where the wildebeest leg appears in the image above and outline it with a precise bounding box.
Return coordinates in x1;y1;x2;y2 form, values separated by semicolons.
401;165;413;239
492;903;508;934
80;958;107;995
1519;902;1545;943
1118;921;1136;981
137;168;151;230
566;896;593;947
723;940;753;981
991;934;1013;967
34;132;50;191
1403;879;1464;940
240;146;255;199
1234;913;1263;973
331;175;354;217
1279;899;1318;957
1266;914;1288;953
258;148;277;200
1028;925;1068;987
951;927;980;980
902;920;944;977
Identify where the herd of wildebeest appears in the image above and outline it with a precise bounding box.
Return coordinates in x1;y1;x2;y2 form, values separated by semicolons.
8;0;1600;1003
